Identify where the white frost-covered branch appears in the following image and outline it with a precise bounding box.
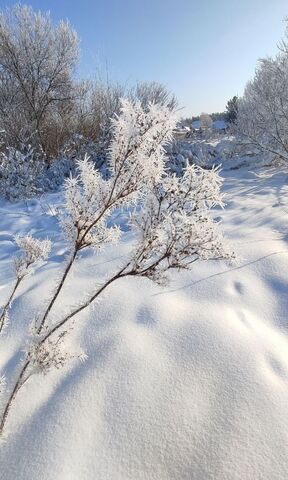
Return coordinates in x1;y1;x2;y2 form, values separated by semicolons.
128;165;233;284
0;235;51;334
60;100;177;251
14;234;52;279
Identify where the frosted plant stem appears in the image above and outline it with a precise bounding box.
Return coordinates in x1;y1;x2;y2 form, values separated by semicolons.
0;265;131;437
0;360;29;436
0;278;21;334
37;248;78;334
0;253;169;436
40;266;131;345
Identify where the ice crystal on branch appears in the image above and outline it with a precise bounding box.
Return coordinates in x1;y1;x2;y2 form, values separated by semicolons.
128;165;232;284
60;157;121;249
108;100;177;194
60;100;177;251
14;235;52;279
27;332;83;374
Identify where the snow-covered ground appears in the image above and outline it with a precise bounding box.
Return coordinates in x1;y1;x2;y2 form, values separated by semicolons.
0;165;288;479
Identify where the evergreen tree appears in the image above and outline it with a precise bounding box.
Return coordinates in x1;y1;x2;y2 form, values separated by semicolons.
225;96;239;124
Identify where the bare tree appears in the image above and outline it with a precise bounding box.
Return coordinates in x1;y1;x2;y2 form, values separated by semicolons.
200;113;213;130
130;81;178;111
237;21;288;161
0;4;79;157
65;79;178;161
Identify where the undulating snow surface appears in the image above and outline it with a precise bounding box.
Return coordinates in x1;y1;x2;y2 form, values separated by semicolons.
0;166;288;479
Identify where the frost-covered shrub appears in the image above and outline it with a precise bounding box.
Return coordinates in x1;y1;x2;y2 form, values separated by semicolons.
42;133;111;192
129;164;231;285
0;133;109;199
165;140;190;174
0;99;233;438
166;139;217;173
27;331;86;375
43;156;77;191
61;134;106;168
0;146;47;200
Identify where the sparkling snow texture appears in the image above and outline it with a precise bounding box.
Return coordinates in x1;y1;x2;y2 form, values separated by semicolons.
0;166;288;479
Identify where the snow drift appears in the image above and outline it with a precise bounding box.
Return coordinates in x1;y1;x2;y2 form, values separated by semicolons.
0;165;288;479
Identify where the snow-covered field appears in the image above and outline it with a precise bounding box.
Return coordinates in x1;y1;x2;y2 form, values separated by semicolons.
0;165;288;479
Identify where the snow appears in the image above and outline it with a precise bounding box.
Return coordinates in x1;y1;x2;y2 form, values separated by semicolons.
0;165;288;479
192;120;201;130
212;120;227;130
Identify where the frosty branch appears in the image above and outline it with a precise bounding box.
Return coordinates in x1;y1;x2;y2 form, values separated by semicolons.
0;235;51;333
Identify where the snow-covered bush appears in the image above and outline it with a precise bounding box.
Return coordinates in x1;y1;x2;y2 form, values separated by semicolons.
0;99;233;438
0;146;47;200
60;134;106;169
165;134;275;173
166;139;221;172
165;140;191;174
43;156;77;191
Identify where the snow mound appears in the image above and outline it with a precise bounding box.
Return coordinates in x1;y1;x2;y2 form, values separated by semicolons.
0;166;288;479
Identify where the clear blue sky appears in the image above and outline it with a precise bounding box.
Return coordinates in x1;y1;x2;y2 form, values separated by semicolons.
1;0;287;116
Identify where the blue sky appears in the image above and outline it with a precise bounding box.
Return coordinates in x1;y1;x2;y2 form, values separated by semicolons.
1;0;288;116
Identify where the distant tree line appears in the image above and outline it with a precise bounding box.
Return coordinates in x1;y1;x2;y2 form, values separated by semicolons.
182;96;239;127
